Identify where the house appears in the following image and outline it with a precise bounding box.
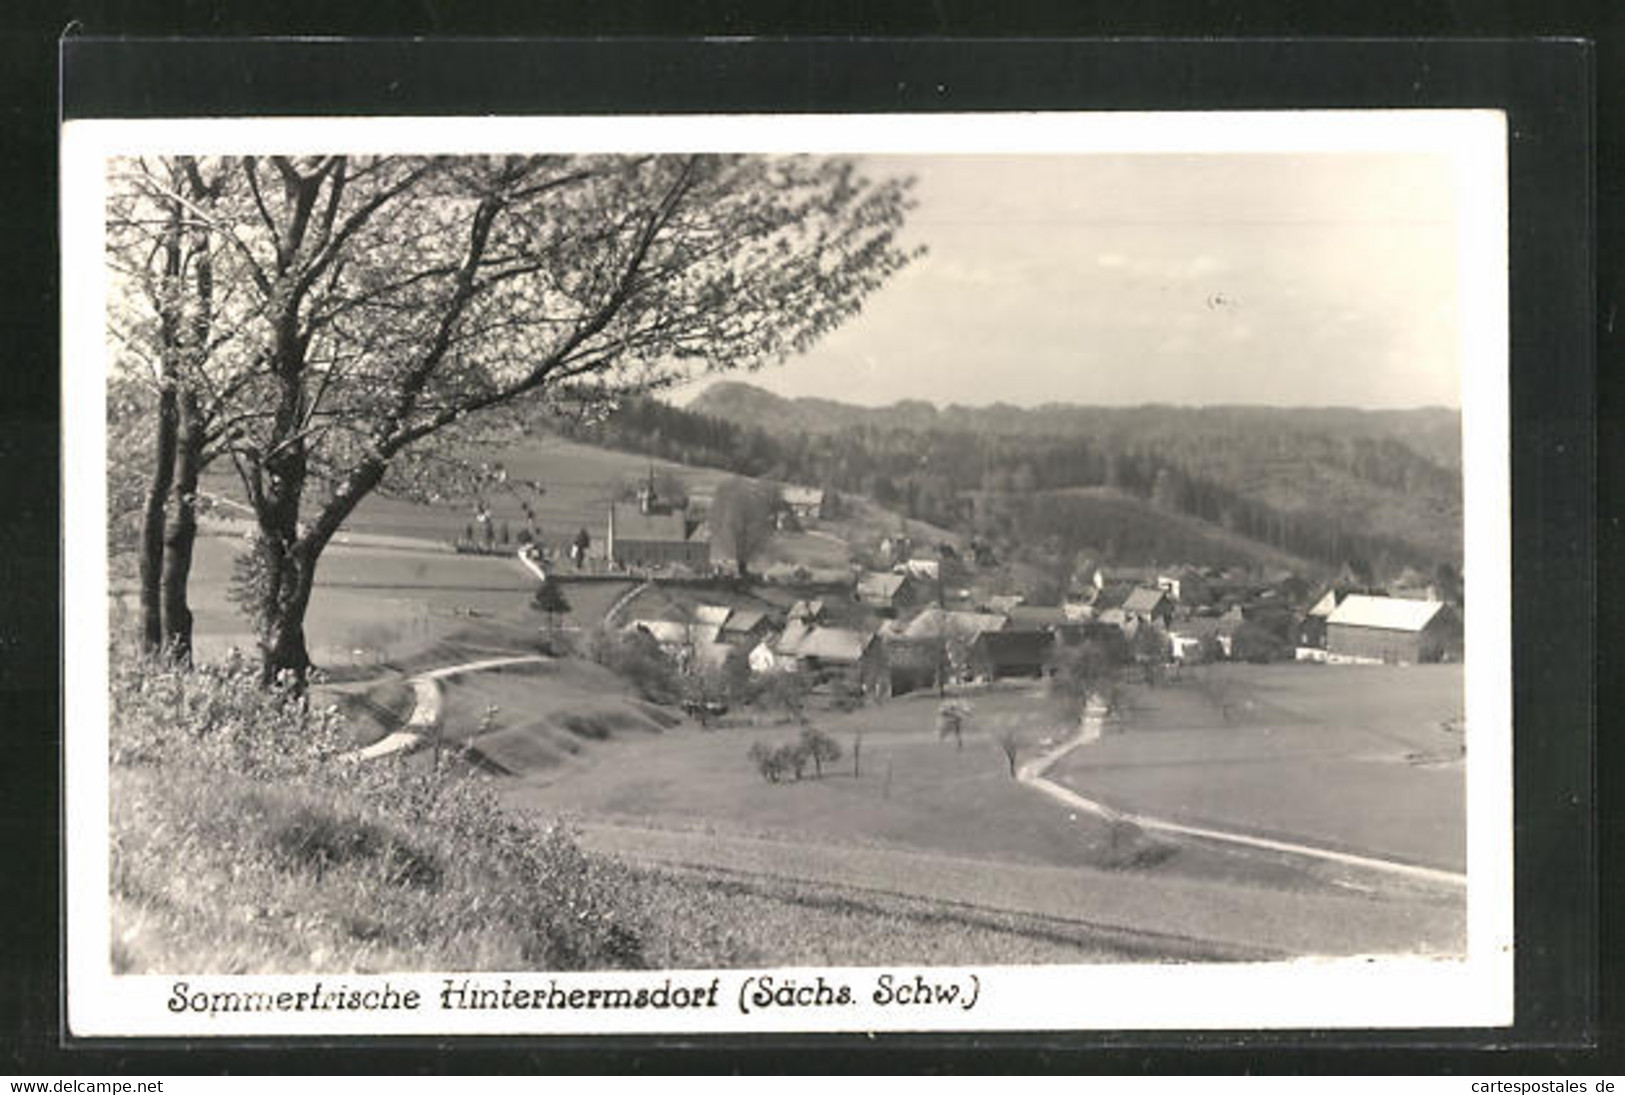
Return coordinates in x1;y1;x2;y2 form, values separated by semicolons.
625;619;720;654
1168;612;1248;661
884;637;955;696
902;607;1008;644
606;479;709;571
1061;600;1096;622
1094;565;1160;590
967;629;1055;681
781;486;826;521
691;604;733;628
687;639;738;675
1168;617;1225;662
1121;586;1174;626
1005;605;1071;631
982;593;1025;615
855;570;918;612
787;599;826;624
1156;568;1211;606
1325;595;1462;665
1306;589;1345;619
1091;581;1136;612
896;557;941;583
762;623;890;698
718;607;777;647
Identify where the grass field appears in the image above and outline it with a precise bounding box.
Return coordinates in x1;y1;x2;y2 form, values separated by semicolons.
434;658;679;774
505;685;1372;893
1049;663;1466;870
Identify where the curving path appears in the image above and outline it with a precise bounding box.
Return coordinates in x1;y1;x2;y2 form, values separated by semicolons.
339;654;549;762
1018;699;1468;889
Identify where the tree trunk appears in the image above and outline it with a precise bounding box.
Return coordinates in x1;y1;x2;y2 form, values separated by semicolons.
159;388;203;662
258;541;317;688
138;384;177;654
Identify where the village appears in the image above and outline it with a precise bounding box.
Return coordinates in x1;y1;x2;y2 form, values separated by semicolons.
536;470;1466;713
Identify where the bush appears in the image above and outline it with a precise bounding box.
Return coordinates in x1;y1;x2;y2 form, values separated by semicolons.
798;726;842;777
747;738;815;782
586;627;678;704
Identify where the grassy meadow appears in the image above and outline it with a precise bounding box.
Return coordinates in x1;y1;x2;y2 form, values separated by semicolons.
1049;663;1466;870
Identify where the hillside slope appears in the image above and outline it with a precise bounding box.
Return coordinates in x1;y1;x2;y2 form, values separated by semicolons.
976;486;1318;574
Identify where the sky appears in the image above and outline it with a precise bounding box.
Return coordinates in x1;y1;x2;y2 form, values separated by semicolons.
670;152;1464;410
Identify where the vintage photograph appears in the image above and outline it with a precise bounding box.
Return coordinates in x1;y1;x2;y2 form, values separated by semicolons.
63;113;1512;1035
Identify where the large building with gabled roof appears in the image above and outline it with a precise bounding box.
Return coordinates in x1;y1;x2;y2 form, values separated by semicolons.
606;477;709;571
1324;594;1462;665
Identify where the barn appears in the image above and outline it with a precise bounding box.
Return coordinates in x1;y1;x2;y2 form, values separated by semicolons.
1324;595;1462;665
967;629;1056;681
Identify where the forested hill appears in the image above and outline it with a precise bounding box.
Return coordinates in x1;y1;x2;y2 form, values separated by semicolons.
542;382;1462;579
690;381;1462;471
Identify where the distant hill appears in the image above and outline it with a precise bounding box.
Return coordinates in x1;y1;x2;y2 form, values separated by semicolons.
693;381;1460;469
685;381;1461;570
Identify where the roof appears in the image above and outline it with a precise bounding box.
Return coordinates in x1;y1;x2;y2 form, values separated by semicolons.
1306;591;1341;618
983;594;1025;614
1170;617;1225;640
972;629;1055;667
1326;594;1446;632
692;604;733;626
720;608;770;634
856;571;909;599
627;620;717;646
610;503;695;544
1122;586;1170;613
690;641;736;672
1006;605;1070;629
780;625;871;664
903;608;1007;642
788;599;825;620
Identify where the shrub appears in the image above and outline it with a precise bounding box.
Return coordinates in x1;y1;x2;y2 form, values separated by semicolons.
747;741;785;782
746;738;816;782
586;627;678;704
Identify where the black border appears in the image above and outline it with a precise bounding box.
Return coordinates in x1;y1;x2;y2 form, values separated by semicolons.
3;27;1602;1073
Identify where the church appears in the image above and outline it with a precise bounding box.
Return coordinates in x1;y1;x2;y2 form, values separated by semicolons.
606;474;710;571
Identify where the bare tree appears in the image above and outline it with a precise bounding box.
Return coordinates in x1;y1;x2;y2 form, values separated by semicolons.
1046;638;1117;725
993;722;1022;778
106;154;919;686
106;156;251;660
710;477;778;578
936;698;973;751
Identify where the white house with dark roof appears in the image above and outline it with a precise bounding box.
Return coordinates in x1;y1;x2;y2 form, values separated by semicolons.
855;570;918;612
780;486;826;520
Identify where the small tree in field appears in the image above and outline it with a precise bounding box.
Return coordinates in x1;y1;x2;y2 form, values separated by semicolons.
531;579;572;638
993;723;1022;778
758;667;813;727
936;698;973;751
747;741;786;783
799;726;842;778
